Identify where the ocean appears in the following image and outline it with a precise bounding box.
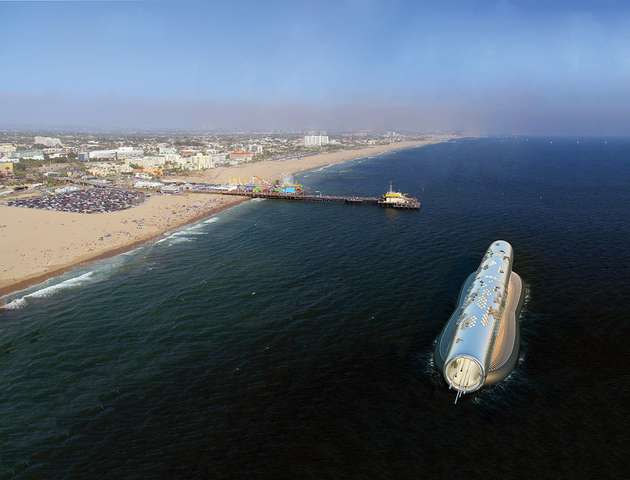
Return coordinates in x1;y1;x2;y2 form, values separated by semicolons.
1;138;628;479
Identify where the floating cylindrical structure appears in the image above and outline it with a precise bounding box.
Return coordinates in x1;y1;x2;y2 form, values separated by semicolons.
434;240;523;402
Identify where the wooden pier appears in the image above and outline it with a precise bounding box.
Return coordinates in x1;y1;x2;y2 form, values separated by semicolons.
187;184;420;209
208;189;381;205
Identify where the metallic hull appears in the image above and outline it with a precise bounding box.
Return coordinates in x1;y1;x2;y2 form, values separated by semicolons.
433;241;523;400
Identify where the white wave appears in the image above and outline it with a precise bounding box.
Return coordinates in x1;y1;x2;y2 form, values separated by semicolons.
28;272;95;299
187;222;207;231
167;237;192;245
2;298;27;310
313;164;332;172
154;234;172;244
153;214;226;247
1;271;95;310
171;230;194;237
180;223;210;235
155;230;181;244
122;247;142;256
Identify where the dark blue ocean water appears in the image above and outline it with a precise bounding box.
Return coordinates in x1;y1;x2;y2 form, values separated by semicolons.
1;138;628;479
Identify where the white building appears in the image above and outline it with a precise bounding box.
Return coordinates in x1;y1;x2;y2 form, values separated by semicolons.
132;153;213;171
304;135;329;147
211;153;229;165
87;147;143;161
86;162;133;177
115;146;144;159
15;150;45;161
0;144;16;155
186;153;213;170
133;153;184;169
88;147;144;160
132;156;165;168
158;146;177;155
134;180;164;189
34;136;62;147
89;149;118;160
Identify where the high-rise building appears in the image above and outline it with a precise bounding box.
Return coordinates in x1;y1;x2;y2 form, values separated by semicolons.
304;135;329;147
187;153;213;170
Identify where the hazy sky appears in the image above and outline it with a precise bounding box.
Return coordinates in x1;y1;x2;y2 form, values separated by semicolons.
2;0;630;134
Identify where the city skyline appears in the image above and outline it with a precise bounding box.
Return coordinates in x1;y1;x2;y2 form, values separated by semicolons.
2;0;630;134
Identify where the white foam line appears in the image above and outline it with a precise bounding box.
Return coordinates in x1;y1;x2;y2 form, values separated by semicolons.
2;271;95;310
3;298;27;310
167;237;192;245
155;215;221;245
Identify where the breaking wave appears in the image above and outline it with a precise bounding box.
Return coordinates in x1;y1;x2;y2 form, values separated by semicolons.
2;271;96;310
156;216;221;245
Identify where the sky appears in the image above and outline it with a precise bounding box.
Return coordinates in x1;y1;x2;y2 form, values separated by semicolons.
1;0;630;134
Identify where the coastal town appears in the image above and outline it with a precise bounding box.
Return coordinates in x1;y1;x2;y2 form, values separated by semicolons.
0;131;449;210
0;131;451;297
0;131;436;192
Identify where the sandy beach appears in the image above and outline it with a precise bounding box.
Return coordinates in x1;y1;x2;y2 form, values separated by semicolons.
177;139;441;184
0;139;445;298
0;193;246;297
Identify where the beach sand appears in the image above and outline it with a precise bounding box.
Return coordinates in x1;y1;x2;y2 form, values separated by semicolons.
0;193;246;297
176;139;440;184
0;138;446;298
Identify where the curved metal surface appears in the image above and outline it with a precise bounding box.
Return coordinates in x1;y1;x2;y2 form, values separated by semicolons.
434;240;522;396
485;272;523;385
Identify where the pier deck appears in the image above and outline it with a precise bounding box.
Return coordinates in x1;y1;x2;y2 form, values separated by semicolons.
189;186;420;209
200;189;381;205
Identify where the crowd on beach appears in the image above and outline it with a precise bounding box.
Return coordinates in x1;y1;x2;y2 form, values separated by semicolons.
7;188;146;214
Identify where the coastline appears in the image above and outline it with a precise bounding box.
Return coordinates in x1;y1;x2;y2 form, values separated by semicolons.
0;200;241;298
1;139;447;301
0;195;248;301
175;138;447;184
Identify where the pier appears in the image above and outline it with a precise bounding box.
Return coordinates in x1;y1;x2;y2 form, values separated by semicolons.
179;180;421;209
189;186;420;209
205;189;381;205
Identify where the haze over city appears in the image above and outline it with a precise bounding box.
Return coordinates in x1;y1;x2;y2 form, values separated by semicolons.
2;0;630;134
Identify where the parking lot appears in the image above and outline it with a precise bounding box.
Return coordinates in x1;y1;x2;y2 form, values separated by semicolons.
7;188;146;213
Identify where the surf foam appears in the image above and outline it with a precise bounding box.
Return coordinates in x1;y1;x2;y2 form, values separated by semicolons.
2;271;95;310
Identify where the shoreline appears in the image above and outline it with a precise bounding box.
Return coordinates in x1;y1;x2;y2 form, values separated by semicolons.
175;138;448;184
0;197;248;301
1;139;448;301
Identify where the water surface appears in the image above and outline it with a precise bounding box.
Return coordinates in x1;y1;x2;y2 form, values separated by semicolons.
1;138;627;478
